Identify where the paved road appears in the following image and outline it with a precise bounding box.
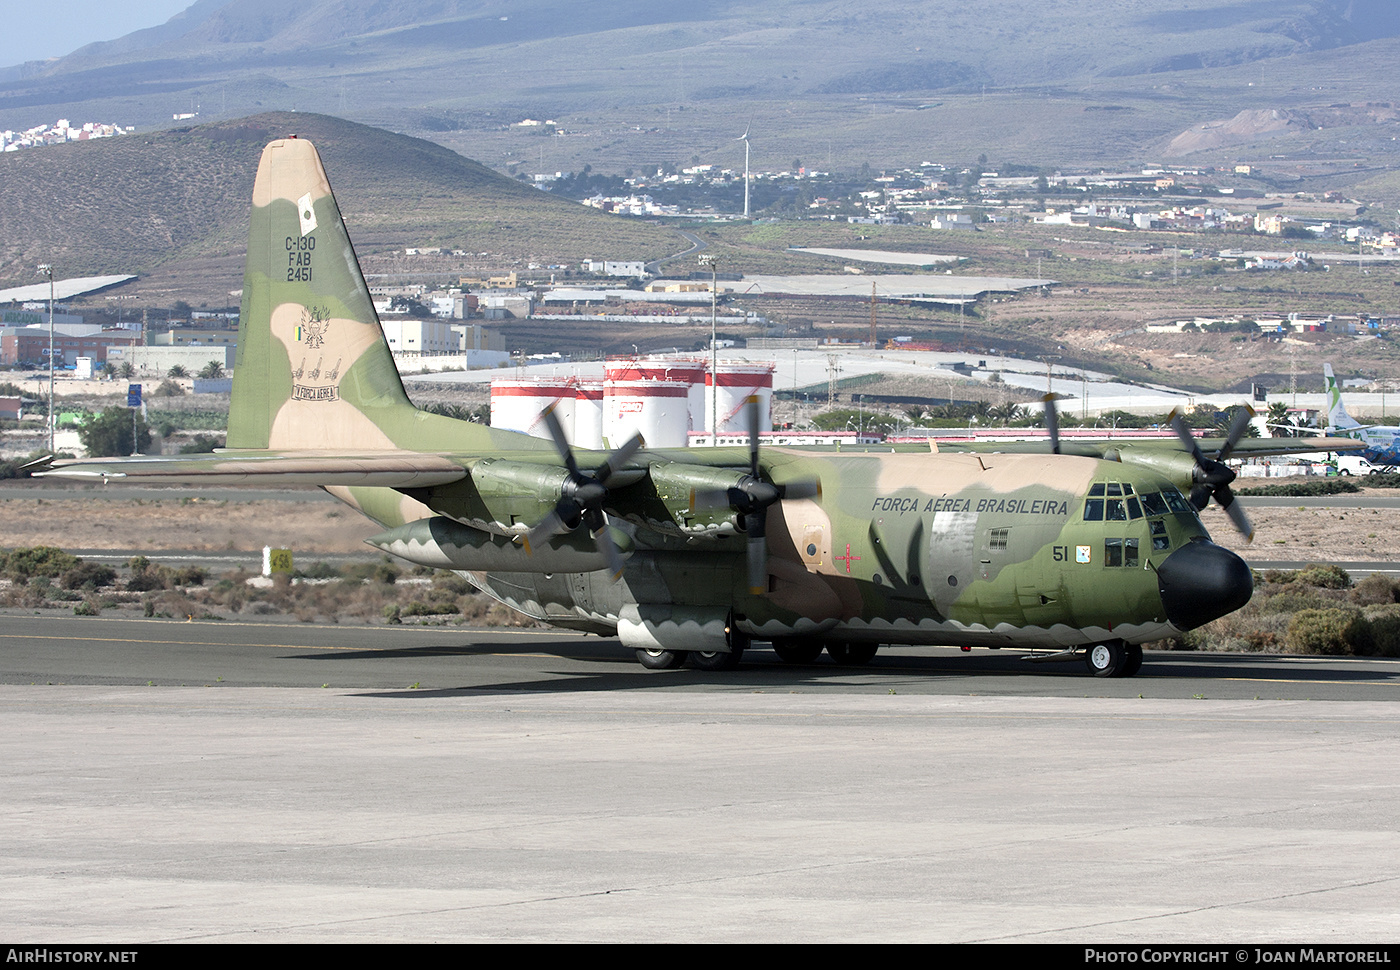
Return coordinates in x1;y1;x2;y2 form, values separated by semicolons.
645;228;706;275
3;615;1397;942
2;614;1397;701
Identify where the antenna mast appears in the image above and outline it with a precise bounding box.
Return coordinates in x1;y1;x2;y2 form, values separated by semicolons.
739;126;751;218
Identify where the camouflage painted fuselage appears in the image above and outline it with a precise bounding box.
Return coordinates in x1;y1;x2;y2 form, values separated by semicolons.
329;445;1214;651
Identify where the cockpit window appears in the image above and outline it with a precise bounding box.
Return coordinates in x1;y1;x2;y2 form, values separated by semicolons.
1088;482;1160;521
1162;487;1195;514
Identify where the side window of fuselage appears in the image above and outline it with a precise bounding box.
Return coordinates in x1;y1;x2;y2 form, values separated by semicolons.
1103;537;1141;568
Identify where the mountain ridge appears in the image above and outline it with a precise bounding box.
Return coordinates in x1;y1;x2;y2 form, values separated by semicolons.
0;111;676;292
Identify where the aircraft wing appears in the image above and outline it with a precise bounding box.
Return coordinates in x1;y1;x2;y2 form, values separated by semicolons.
1207;436;1363;457
937;435;1364;458
34;452;470;487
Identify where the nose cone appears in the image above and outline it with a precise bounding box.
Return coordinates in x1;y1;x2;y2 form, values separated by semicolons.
1157;538;1253;631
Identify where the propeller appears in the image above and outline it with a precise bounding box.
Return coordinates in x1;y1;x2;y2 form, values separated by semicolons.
1168;405;1255;542
523;403;644;580
692;396;821;594
1042;393;1061;454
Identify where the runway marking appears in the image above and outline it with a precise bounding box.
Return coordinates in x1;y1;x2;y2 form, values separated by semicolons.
1217;676;1400;687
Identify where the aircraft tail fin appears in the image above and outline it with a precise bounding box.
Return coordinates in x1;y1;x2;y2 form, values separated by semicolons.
1323;363;1363;431
228;137;427;451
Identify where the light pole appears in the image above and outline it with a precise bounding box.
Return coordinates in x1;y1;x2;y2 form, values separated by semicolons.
37;264;54;453
1039;354;1061;396
699;253;720;443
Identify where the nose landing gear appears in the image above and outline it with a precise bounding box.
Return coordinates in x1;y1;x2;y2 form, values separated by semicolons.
1085;641;1143;678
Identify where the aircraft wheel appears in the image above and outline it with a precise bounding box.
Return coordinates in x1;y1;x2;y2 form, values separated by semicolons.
688;646;743;671
1123;643;1143;678
689;626;749;671
826;642;879;666
1085;642;1127;677
772;639;823;664
636;648;687;670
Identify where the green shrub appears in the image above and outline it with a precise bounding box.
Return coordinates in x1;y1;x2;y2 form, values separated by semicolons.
1237;479;1360;497
126;557;206;592
178;434;223;454
343;561;400;584
1294;563;1352;590
401;600;457;616
1256;591;1331;615
60;562;117;591
1351;574;1399;606
1363;604;1400;658
76;408;151;457
1285;608;1372;656
295;561;341;580
2;546;80;580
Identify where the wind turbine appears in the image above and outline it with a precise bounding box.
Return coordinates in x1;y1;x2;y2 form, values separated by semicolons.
738;125;751;218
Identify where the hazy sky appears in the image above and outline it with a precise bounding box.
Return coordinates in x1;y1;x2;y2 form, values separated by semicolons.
2;2;193;69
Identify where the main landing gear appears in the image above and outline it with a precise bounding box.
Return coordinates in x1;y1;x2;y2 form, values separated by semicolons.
770;639;879;666
636;629;750;671
635;648;687;670
1084;641;1143;678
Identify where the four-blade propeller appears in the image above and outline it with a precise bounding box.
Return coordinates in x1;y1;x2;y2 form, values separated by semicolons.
692;396;820;594
522;403;644;580
1168;405;1255;542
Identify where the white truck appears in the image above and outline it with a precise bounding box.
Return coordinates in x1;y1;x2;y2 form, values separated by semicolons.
1336;454;1395;475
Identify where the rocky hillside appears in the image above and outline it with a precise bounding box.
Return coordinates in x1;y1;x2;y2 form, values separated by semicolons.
0;111;676;289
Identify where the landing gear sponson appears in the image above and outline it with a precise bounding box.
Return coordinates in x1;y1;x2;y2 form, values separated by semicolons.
640;638;1146;677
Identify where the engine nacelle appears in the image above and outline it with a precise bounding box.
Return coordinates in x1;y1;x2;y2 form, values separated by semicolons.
1111;446;1201;492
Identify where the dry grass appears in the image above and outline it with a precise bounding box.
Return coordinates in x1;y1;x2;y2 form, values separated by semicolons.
0;496;373;553
1208;497;1400;564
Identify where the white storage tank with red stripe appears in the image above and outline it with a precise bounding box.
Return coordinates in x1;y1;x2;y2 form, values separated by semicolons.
572;381;605;450
606;357;707;432
704;361;774;433
490;378;574;442
604;379;691;448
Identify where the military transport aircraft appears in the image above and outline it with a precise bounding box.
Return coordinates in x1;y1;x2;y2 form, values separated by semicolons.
35;137;1364;678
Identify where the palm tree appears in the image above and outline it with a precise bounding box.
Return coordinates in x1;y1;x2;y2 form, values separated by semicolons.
167;365;189;379
988;402;1025;426
198;361;225;380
